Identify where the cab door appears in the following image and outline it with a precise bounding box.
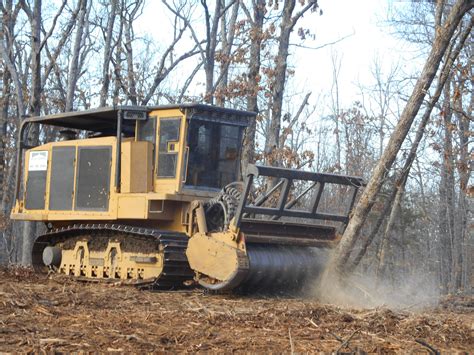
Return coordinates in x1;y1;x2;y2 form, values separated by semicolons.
155;113;185;193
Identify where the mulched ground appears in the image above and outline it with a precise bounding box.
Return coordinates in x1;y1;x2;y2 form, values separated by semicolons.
0;267;472;353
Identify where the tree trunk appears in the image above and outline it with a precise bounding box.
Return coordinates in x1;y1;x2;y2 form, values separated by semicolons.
453;68;469;292
20;0;43;265
65;0;87;112
29;0;41;117
441;75;457;293
348;14;473;271
99;0;117;107
202;0;222;104
0;0;26;222
327;0;473;275
117;0;143;105
215;0;239;106
113;39;122;106
240;0;265;175
264;0;316;166
376;181;404;281
264;0;294;165
124;14;138;105
462;72;473;292
0;50;11;214
350;188;395;269
330;52;342;171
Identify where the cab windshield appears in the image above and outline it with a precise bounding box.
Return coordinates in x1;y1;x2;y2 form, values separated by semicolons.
185;119;242;190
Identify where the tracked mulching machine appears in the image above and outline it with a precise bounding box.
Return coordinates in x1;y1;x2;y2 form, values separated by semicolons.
11;105;364;292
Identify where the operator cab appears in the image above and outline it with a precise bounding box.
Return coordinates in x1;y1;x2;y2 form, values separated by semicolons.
12;104;255;216
135;104;252;193
185;119;242;190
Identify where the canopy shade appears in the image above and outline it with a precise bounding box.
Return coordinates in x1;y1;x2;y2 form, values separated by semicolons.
21;106;153;133
21;104;256;132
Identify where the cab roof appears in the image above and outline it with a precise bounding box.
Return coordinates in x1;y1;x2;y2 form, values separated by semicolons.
21;104;256;133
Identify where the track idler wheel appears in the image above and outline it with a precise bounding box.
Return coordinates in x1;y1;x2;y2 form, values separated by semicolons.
42;246;62;267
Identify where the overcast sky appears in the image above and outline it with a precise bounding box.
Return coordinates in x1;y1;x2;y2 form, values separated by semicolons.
136;1;425;116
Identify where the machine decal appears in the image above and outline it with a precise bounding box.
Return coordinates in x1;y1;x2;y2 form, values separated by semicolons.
28;151;48;171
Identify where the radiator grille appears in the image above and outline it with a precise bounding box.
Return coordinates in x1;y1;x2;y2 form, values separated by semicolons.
25;150;48;210
25;171;47;210
49;146;76;210
75;146;111;211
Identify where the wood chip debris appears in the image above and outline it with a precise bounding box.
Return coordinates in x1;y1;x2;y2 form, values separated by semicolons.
0;267;472;353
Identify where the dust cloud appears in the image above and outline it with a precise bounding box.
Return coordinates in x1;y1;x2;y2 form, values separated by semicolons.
307;257;440;310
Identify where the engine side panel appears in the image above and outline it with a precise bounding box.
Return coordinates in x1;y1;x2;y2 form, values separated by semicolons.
49;146;76;211
25;170;47;210
11;136;213;237
75;146;112;211
13;137;118;220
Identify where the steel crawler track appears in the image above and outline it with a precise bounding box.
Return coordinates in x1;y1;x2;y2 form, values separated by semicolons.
32;223;194;290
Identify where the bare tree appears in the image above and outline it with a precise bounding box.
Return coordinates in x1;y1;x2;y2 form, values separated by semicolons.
41;1;79;112
240;0;266;173
349;16;472;280
341;0;474;294
1;0;85;263
15;0;43;264
140;1;202;105
214;0;240;106
122;0;143;105
329;50;342;171
454;68;471;292
327;0;474;276
264;0;318;167
99;0;118;107
65;0;90;112
0;0;22;263
199;0;241;104
20;0;41;116
380;61;461;282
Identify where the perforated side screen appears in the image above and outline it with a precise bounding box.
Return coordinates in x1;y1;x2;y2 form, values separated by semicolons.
49;146;76;210
25;171;47;210
75;146;111;211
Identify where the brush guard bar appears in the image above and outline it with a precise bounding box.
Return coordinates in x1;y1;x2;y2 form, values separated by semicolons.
233;165;365;230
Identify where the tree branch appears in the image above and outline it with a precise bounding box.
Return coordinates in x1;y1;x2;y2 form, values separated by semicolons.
291;31;354;50
39;0;67;51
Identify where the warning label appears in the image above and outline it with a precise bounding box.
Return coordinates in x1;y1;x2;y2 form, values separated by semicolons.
28;151;48;171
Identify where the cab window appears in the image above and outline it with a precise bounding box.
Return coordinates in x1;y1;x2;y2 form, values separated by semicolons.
137;118;156;143
157;118;181;178
185;119;241;189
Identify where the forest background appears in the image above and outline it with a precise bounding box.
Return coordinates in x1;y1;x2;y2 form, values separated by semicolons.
0;0;472;296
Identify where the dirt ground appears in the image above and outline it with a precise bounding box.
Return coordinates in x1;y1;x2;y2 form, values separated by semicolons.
0;267;472;353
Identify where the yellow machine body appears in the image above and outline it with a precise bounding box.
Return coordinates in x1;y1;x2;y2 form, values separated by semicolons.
11;104;364;292
12;107;211;230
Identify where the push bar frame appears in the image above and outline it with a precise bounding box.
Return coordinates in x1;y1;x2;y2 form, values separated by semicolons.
233;165;365;228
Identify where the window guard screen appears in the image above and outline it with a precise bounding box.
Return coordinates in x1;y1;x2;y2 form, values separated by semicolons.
157;118;181;178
